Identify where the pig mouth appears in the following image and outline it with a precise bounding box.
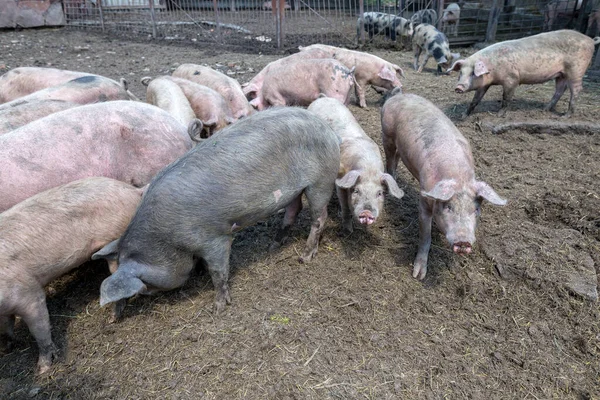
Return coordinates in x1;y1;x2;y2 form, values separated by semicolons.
452;242;472;254
358;211;376;225
455;86;465;94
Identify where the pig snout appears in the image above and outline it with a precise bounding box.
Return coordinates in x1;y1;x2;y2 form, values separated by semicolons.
358;210;376;225
452;241;472;254
455;85;466;94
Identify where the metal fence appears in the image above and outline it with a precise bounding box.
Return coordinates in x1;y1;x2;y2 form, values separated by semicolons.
62;0;599;54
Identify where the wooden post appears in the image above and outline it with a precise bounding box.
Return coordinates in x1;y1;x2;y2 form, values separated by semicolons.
436;0;444;30
98;0;105;33
594;47;600;68
213;0;221;42
279;0;285;47
230;0;236;12
576;0;589;32
485;0;501;43
359;0;364;45
276;0;281;48
149;0;157;38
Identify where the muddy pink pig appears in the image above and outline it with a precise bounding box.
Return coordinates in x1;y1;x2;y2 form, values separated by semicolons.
449;30;600;118
172;64;254;119
140;76;197;128
242;47;333;100
249;58;355;110
0;100;193;212
0;75;134;112
0;66;137;103
381;90;507;280
0;99;79;135
161;76;236;137
299;44;405;108
307;96;404;231
0;177;143;374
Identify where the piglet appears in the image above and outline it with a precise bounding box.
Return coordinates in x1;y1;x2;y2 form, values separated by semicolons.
381;89;507;279
308;96;404;231
0;177;143;374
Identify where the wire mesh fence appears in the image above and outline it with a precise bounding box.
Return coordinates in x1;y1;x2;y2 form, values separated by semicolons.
62;0;599;58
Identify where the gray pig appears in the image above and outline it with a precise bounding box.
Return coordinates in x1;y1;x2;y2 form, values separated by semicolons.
92;107;341;315
307;96;404;232
381;90;507;279
449;30;600;118
0;177;143;374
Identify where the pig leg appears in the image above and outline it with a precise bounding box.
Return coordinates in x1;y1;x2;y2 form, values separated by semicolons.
413;46;422;71
413;197;433;280
497;83;517;117
382;136;399;179
0;315;16;353
462;85;490;119
203;236;233;314
19;291;57;374
271;195;303;249
564;78;583;118
417;54;430;74
545;77;568;113
355;79;368;108
301;184;333;263
336;186;353;233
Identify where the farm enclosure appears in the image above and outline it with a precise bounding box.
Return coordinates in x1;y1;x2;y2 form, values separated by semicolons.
0;27;599;399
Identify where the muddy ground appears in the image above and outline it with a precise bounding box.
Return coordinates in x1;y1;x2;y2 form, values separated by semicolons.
0;28;599;399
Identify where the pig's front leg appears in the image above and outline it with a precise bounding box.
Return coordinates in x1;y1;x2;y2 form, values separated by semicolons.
336;186;353;233
461;85;490;119
417;54;430;73
413;46;422;71
204;236;233;314
0;314;16;354
19;290;57;374
413;197;433;280
355;78;368;108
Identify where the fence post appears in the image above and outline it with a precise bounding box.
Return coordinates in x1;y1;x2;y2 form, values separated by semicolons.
149;0;157;38
98;0;105;33
359;0;364;45
276;0;281;48
485;0;501;43
576;0;589;32
436;0;444;30
213;0;221;43
279;0;285;47
231;0;236;12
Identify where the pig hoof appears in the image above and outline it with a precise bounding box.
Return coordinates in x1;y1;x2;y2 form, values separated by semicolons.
412;263;427;280
299;250;316;264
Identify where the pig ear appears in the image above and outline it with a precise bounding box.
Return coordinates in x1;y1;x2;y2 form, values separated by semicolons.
381;173;405;199
438;55;448;64
100;269;147;307
393;64;406;79
140;76;152;86
474;61;489;77
336;170;361;189
119;78;130;91
378;66;396;82
447;59;465;73
474;181;507;206
92;239;119;262
451;52;461;61
421;179;457;201
187;119;204;143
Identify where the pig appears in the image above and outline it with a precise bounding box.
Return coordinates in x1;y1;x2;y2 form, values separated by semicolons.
307;96;404;232
0;177;143;374
381;90;507;280
299;44;405;108
441;2;461;37
242;47;334;100
0;100;193;212
410;9;438;26
412;24;460;75
0;75;134;112
0;66;138;104
587;8;600;37
172;64;254;119
249;58;355;110
160;76;236;137
357;12;414;42
91;107;341;315
0;99;79;135
544;0;582;31
448;30;600;118
140;76;197;128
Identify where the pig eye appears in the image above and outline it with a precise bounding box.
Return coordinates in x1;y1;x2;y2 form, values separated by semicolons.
353;188;360;195
377;191;384;197
443;203;453;212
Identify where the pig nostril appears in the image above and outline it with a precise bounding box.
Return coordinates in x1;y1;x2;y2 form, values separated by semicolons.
455;88;463;94
452;242;472;254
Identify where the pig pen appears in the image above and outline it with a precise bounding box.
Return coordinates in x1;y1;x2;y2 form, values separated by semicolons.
0;29;599;399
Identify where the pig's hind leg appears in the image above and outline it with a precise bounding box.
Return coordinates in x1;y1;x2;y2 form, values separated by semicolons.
497;82;517;117
202;236;233;314
300;184;334;263
545;76;567;113
18;289;57;374
271;195;303;250
564;77;583;118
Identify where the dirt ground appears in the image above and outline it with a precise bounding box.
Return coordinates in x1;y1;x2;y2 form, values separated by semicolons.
0;28;599;399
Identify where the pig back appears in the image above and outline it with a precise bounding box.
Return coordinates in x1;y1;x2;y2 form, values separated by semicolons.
0;100;79;135
0;101;193;212
0;177;143;284
127;107;341;241
381;93;474;181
